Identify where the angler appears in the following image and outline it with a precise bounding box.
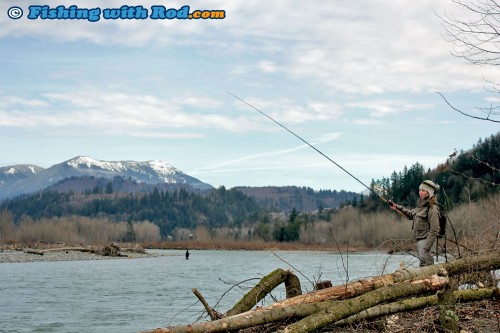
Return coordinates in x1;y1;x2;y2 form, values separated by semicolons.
389;180;441;267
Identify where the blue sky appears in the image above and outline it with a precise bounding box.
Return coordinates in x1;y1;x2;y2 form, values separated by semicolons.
1;0;499;192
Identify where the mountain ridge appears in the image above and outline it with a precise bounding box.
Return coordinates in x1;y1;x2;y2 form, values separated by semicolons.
0;156;213;200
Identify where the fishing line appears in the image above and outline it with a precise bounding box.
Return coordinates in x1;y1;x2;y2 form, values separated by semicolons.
226;91;392;205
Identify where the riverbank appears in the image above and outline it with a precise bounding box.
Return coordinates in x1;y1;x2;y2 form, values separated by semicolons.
0;242;164;264
0;241;397;264
142;240;387;252
0;249;157;264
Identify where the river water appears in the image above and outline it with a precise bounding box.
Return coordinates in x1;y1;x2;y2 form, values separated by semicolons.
0;249;417;333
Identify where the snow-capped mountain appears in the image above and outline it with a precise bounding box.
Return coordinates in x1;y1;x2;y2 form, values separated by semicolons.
0;156;213;200
0;164;44;187
63;156;208;186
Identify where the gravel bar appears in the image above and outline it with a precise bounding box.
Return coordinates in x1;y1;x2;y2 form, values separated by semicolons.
0;249;154;264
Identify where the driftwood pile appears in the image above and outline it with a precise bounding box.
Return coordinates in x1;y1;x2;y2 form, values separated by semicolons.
24;243;126;257
142;252;499;333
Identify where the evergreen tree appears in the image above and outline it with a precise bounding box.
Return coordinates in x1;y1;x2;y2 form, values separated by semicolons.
125;220;136;242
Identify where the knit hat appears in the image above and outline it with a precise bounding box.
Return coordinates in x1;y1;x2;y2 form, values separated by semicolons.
419;180;440;197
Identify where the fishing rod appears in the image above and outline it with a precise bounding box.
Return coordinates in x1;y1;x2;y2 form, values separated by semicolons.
226;91;406;217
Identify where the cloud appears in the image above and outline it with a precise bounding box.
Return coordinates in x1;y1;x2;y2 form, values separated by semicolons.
346;99;433;118
0;96;48;108
190;131;341;175
0;86;346;139
231;96;343;125
3;0;500;97
352;119;385;126
191;150;447;192
0;89;254;136
257;60;279;73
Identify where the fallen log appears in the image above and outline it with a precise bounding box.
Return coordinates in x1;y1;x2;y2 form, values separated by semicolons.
25;246;108;254
141;275;448;333
25;250;44;256
334;287;499;327
42;247;92;253
268;271;398;308
25;247;91;255
192;288;221;321
190;269;302;321
279;275;448;333
269;252;500;309
24;244;127;257
225;268;302;317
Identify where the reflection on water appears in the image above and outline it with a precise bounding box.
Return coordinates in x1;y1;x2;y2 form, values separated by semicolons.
0;250;416;333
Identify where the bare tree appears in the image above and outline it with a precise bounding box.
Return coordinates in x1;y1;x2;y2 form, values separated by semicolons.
438;0;500;123
441;0;500;66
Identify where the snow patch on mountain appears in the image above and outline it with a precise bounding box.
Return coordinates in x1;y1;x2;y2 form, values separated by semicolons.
3;168;17;175
66;156;127;172
64;156;188;185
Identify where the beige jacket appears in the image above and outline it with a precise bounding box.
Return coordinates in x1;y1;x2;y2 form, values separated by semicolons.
396;198;440;251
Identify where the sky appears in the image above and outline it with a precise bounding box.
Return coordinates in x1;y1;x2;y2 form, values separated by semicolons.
1;0;499;193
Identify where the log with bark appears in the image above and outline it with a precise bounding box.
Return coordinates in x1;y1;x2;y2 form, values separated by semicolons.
140;251;500;333
279;275;449;333
143;275;448;333
24;247;91;256
225;268;302;317
264;252;499;310
333;287;499;327
23;244;125;257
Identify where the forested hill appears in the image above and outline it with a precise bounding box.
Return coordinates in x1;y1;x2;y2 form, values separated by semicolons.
234;186;357;213
0;184;356;237
0;187;263;237
355;133;499;211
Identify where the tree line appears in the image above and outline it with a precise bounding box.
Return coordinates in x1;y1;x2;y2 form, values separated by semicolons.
346;133;499;212
0;133;497;245
0;186;267;238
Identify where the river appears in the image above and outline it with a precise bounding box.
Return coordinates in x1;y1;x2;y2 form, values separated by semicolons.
0;249;417;333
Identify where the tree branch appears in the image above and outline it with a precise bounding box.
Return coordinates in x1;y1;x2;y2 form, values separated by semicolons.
436;92;500;123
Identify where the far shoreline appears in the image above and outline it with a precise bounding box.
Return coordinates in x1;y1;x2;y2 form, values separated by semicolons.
141;240;396;253
0;241;401;264
1;240;390;252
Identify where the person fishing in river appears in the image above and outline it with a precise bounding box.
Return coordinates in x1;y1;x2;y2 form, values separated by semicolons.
389;180;441;267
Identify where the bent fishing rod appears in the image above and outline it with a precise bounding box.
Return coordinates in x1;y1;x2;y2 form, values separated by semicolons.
226;91;406;217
